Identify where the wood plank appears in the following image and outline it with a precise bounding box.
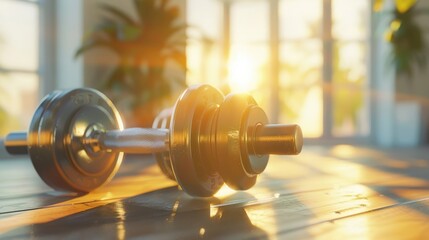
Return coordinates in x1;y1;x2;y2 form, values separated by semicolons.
0;146;428;239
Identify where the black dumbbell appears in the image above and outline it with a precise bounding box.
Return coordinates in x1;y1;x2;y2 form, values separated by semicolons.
5;84;302;197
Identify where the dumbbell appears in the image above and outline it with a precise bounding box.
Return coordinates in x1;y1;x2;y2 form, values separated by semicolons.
4;84;303;197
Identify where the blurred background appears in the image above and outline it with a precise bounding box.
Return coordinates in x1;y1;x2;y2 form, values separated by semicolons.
0;0;428;153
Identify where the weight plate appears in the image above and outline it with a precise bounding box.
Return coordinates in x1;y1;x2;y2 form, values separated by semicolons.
152;108;175;180
28;88;123;192
216;93;266;190
241;106;269;174
169;84;225;197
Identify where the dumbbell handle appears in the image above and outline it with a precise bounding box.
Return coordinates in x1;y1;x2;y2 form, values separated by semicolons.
97;124;301;155
88;128;169;154
4;124;302;156
4;128;170;155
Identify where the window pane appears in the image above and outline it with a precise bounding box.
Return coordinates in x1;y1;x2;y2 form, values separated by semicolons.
186;0;222;87
229;0;269;111
332;0;369;137
187;0;221;41
279;41;323;138
231;1;269;43
0;0;39;71
332;41;369;137
0;73;39;136
229;43;270;111
332;0;369;40
279;0;321;40
187;42;223;87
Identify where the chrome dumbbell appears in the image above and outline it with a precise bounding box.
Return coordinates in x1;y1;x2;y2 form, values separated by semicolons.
4;84;303;197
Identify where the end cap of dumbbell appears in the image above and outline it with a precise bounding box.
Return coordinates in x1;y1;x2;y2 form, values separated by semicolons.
253;124;303;156
4;132;28;155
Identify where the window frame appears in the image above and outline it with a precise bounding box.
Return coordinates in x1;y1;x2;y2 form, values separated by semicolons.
218;0;372;143
0;0;39;77
0;0;56;98
0;0;55;157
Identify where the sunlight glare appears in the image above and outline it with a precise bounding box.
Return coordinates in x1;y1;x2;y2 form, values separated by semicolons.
214;185;235;199
297;87;323;137
228;52;259;93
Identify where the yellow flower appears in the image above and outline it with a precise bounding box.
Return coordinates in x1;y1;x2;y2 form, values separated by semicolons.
390;19;402;31
384;20;402;42
384;30;393;42
373;0;384;12
395;0;417;13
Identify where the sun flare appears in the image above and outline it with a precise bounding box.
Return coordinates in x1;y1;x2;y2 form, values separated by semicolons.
227;52;259;93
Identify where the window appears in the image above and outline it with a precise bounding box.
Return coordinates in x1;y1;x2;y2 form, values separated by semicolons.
186;0;223;88
187;0;370;140
279;0;323;137
229;0;270;113
331;0;370;137
0;0;41;136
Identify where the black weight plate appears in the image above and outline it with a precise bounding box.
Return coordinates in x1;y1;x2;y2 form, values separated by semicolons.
28;88;123;192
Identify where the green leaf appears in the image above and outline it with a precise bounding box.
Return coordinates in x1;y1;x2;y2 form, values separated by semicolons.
75;40;102;58
134;0;156;24
120;25;141;41
413;8;429;15
164;48;186;69
75;38;119;58
75;0;187;118
104;66;124;89
100;4;136;25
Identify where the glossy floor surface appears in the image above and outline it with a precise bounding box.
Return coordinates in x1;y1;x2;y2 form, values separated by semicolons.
1;145;429;239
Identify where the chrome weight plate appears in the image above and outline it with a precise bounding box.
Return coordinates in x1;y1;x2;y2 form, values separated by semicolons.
216;93;267;190
241;105;269;174
28;88;123;192
152;108;175;180
169;84;225;197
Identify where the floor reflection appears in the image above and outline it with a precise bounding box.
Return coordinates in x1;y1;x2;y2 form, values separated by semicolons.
4;187;269;239
284;145;429;238
3;147;429;238
114;201;126;240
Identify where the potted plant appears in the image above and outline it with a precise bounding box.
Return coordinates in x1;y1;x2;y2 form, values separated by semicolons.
76;0;187;127
375;0;429;146
382;0;427;78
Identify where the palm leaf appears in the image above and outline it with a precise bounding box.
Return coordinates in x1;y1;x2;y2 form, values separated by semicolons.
74;39;118;58
104;66;125;89
159;0;169;12
134;0;156;24
165;49;186;69
76;0;187;124
100;4;136;25
75;41;96;58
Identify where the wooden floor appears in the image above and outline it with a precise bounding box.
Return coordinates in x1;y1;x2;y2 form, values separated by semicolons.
1;145;429;239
